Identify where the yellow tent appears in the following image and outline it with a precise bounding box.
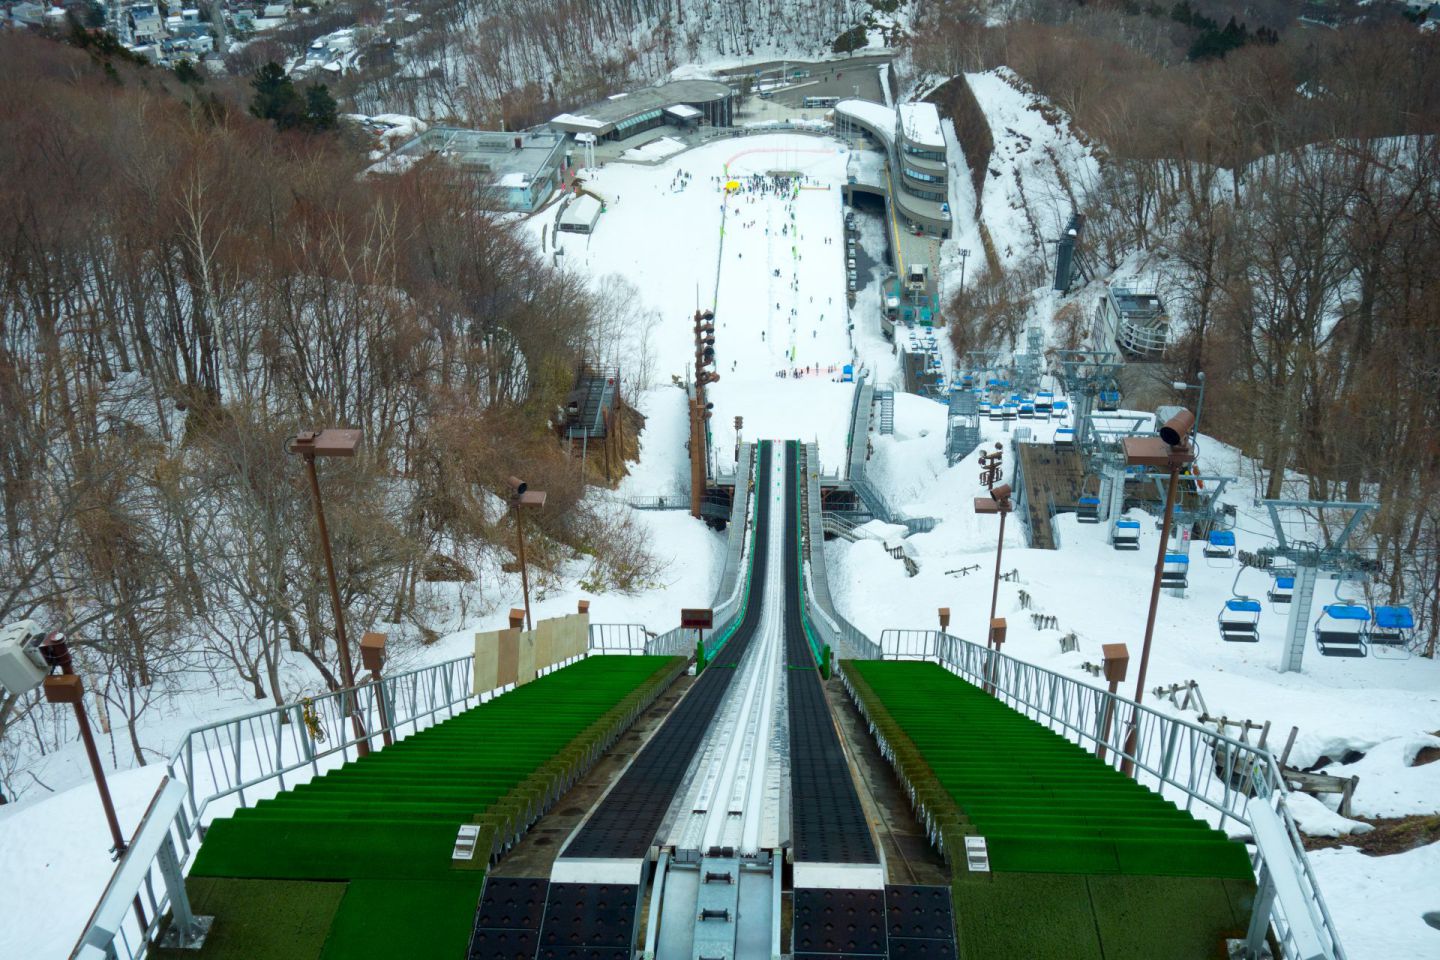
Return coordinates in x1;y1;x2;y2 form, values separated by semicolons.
725;180;740;191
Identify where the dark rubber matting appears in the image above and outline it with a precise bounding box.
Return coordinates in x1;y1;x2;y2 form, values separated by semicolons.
793;887;887;955
562;442;774;860
792;885;958;960
534;882;639;960
784;441;879;866
469;876;549;960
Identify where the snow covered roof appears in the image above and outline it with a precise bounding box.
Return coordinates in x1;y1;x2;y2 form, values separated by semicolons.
664;103;702;120
551;113;607;131
560;194;602;226
496;171;531;189
835;99;895;146
898;102;944;149
550;80;730;136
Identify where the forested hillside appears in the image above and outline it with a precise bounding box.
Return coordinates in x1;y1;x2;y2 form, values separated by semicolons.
0;35;648;784
920;12;1440;631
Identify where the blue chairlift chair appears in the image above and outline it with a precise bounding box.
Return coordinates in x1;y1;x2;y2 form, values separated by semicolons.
1002;402;1018;421
1314;603;1369;658
1019;401;1035;419
1268;573;1294;604
1054;427;1075;450
1111;519;1141;550
1160;553;1190;590
1035;391;1053;418
1218;599;1262;642
1204;530;1236;567
1098;389;1121;412
1077;496;1101;524
1369;605;1415;660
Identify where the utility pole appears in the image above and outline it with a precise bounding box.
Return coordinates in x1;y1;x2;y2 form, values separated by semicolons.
690;310;719;518
1119;409;1196;777
288;429;369;756
974;444;1012;651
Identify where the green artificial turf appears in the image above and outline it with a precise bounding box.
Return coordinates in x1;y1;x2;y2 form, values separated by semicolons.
185;654;681;957
953;873;1105;960
318;879;486;960
1087;875;1250;959
845;659;1253;882
953;873;1252;960
152;877;345;960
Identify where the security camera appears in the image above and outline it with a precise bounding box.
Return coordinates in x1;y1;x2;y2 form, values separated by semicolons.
509;476;527;496
0;620;50;696
991;484;1013;501
1159;409;1195;447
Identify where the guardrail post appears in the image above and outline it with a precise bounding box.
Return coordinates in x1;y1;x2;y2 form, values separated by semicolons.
1244;855;1278;958
156;831;213;948
1160;718;1181;786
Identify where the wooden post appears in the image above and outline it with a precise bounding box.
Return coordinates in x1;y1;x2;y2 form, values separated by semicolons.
1278;726;1299;770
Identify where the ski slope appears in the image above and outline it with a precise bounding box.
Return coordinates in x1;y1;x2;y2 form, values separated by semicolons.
540;134;861;475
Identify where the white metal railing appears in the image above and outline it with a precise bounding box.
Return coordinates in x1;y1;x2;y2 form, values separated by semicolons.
869;629;1346;960
168;655;477;826
72;779;206;960
74;623;662;960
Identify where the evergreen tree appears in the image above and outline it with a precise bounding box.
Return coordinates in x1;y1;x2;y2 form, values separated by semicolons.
304;83;339;132
249;61;305;130
174;58;204;85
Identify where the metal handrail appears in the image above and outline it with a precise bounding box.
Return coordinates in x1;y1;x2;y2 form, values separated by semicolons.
75;623;661;960
870;629;1346;960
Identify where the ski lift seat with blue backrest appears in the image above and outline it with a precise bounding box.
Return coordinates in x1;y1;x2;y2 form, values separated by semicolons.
1369;606;1414;648
1268;574;1294;604
1315;603;1369;657
1112;519;1141;550
1161;554;1189;589
1077;496;1100;523
1055;427;1075;449
1219;599;1262;642
1204;530;1236;558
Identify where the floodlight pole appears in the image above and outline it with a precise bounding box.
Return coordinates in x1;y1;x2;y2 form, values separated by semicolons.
513;498;533;631
290;430;369;756
40;635;149;932
1119;410;1195;777
988;509;1008;641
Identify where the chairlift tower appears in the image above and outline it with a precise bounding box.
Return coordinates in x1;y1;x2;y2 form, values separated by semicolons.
1015;325;1044;395
1054;349;1123;453
1259;499;1377;674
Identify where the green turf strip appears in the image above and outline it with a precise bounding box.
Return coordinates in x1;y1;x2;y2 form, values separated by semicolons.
188;653;676;880
152;878;344;960
318;878;486;960
845;659;1252;882
185;655;681;957
953;873;1104;960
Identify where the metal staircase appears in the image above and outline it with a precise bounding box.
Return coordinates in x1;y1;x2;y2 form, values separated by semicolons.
876;388;895;435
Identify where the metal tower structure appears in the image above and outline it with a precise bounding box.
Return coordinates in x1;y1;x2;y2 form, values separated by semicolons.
1258;499;1377;674
1054;349;1124;453
1015;325;1045;395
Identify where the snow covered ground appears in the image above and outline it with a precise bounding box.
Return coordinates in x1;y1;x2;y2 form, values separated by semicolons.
541;134;865;475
